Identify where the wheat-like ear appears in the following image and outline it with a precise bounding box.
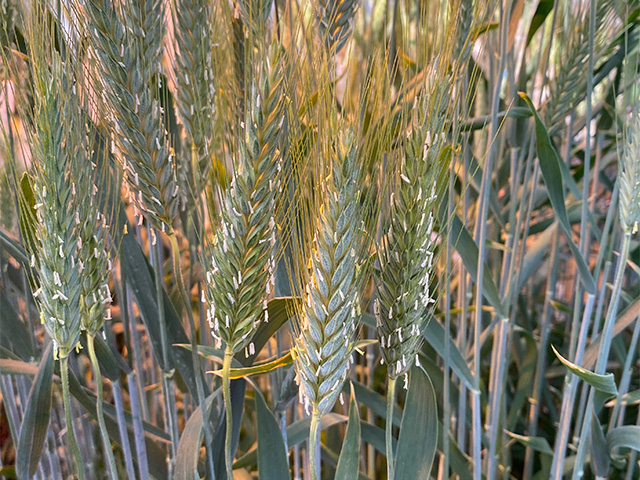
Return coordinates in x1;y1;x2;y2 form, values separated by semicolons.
546;0;617;132
28;46;83;361
317;0;357;54
619;109;640;235
79;0;178;232
290;127;367;480
205;44;286;355
292;129;365;416
374;78;451;381
173;0;215;175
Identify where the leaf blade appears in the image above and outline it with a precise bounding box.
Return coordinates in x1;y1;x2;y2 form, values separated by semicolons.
395;366;438;480
256;389;290;480
335;384;361;480
16;344;53;478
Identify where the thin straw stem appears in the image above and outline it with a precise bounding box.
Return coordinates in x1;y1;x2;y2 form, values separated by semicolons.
151;231;178;466
309;407;322;480
223;347;234;480
112;379;136;480
168;232;215;475
60;356;84;480
386;376;397;480
572;234;632;477
86;334;118;479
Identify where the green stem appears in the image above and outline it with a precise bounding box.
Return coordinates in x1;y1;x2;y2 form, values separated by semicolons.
386;376;397;480
168;232;215;474
151;230;178;464
87;334;119;479
223;347;234;480
572;233;632;479
60;356;85;480
309;407;322;480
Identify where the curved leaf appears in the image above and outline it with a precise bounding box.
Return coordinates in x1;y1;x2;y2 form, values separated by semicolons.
395;366;438;480
606;426;640;452
174;391;219;480
519;92;596;294
552;345;617;410
217;352;292;379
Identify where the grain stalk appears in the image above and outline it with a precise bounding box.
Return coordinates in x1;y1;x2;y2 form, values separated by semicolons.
374;80;450;479
22;9;93;477
204;44;286;478
291;129;367;480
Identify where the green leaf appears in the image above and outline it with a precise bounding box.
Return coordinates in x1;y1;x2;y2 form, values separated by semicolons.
506;431;553;455
62;363;169;479
552;345;617;410
438;423;474;480
517;223;557;293
360;311;475;391
423;315;476;391
80;333;128;381
606;426;640;452
16;344;53;478
218;352;292;379
395;366;438;480
438;194;506;317
17;173;38;263
320;445;372;480
343;379;402;426
335;384;361;480
0;228;29;267
519;92;596;294
360;422;391;454
0;292;35;360
0;466;16;478
590;413;610;477
256;389;291;480
240;297;301;366
234;413;347;470
214;379;246;480
118;210;202;398
526;0;554;45
174;391;220;480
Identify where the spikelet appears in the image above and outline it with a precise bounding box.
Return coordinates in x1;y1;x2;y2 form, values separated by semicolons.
374;81;450;379
73;132;112;337
292;130;366;416
619;108;640;235
79;0;178;232
204;45;285;354
317;0;358;54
